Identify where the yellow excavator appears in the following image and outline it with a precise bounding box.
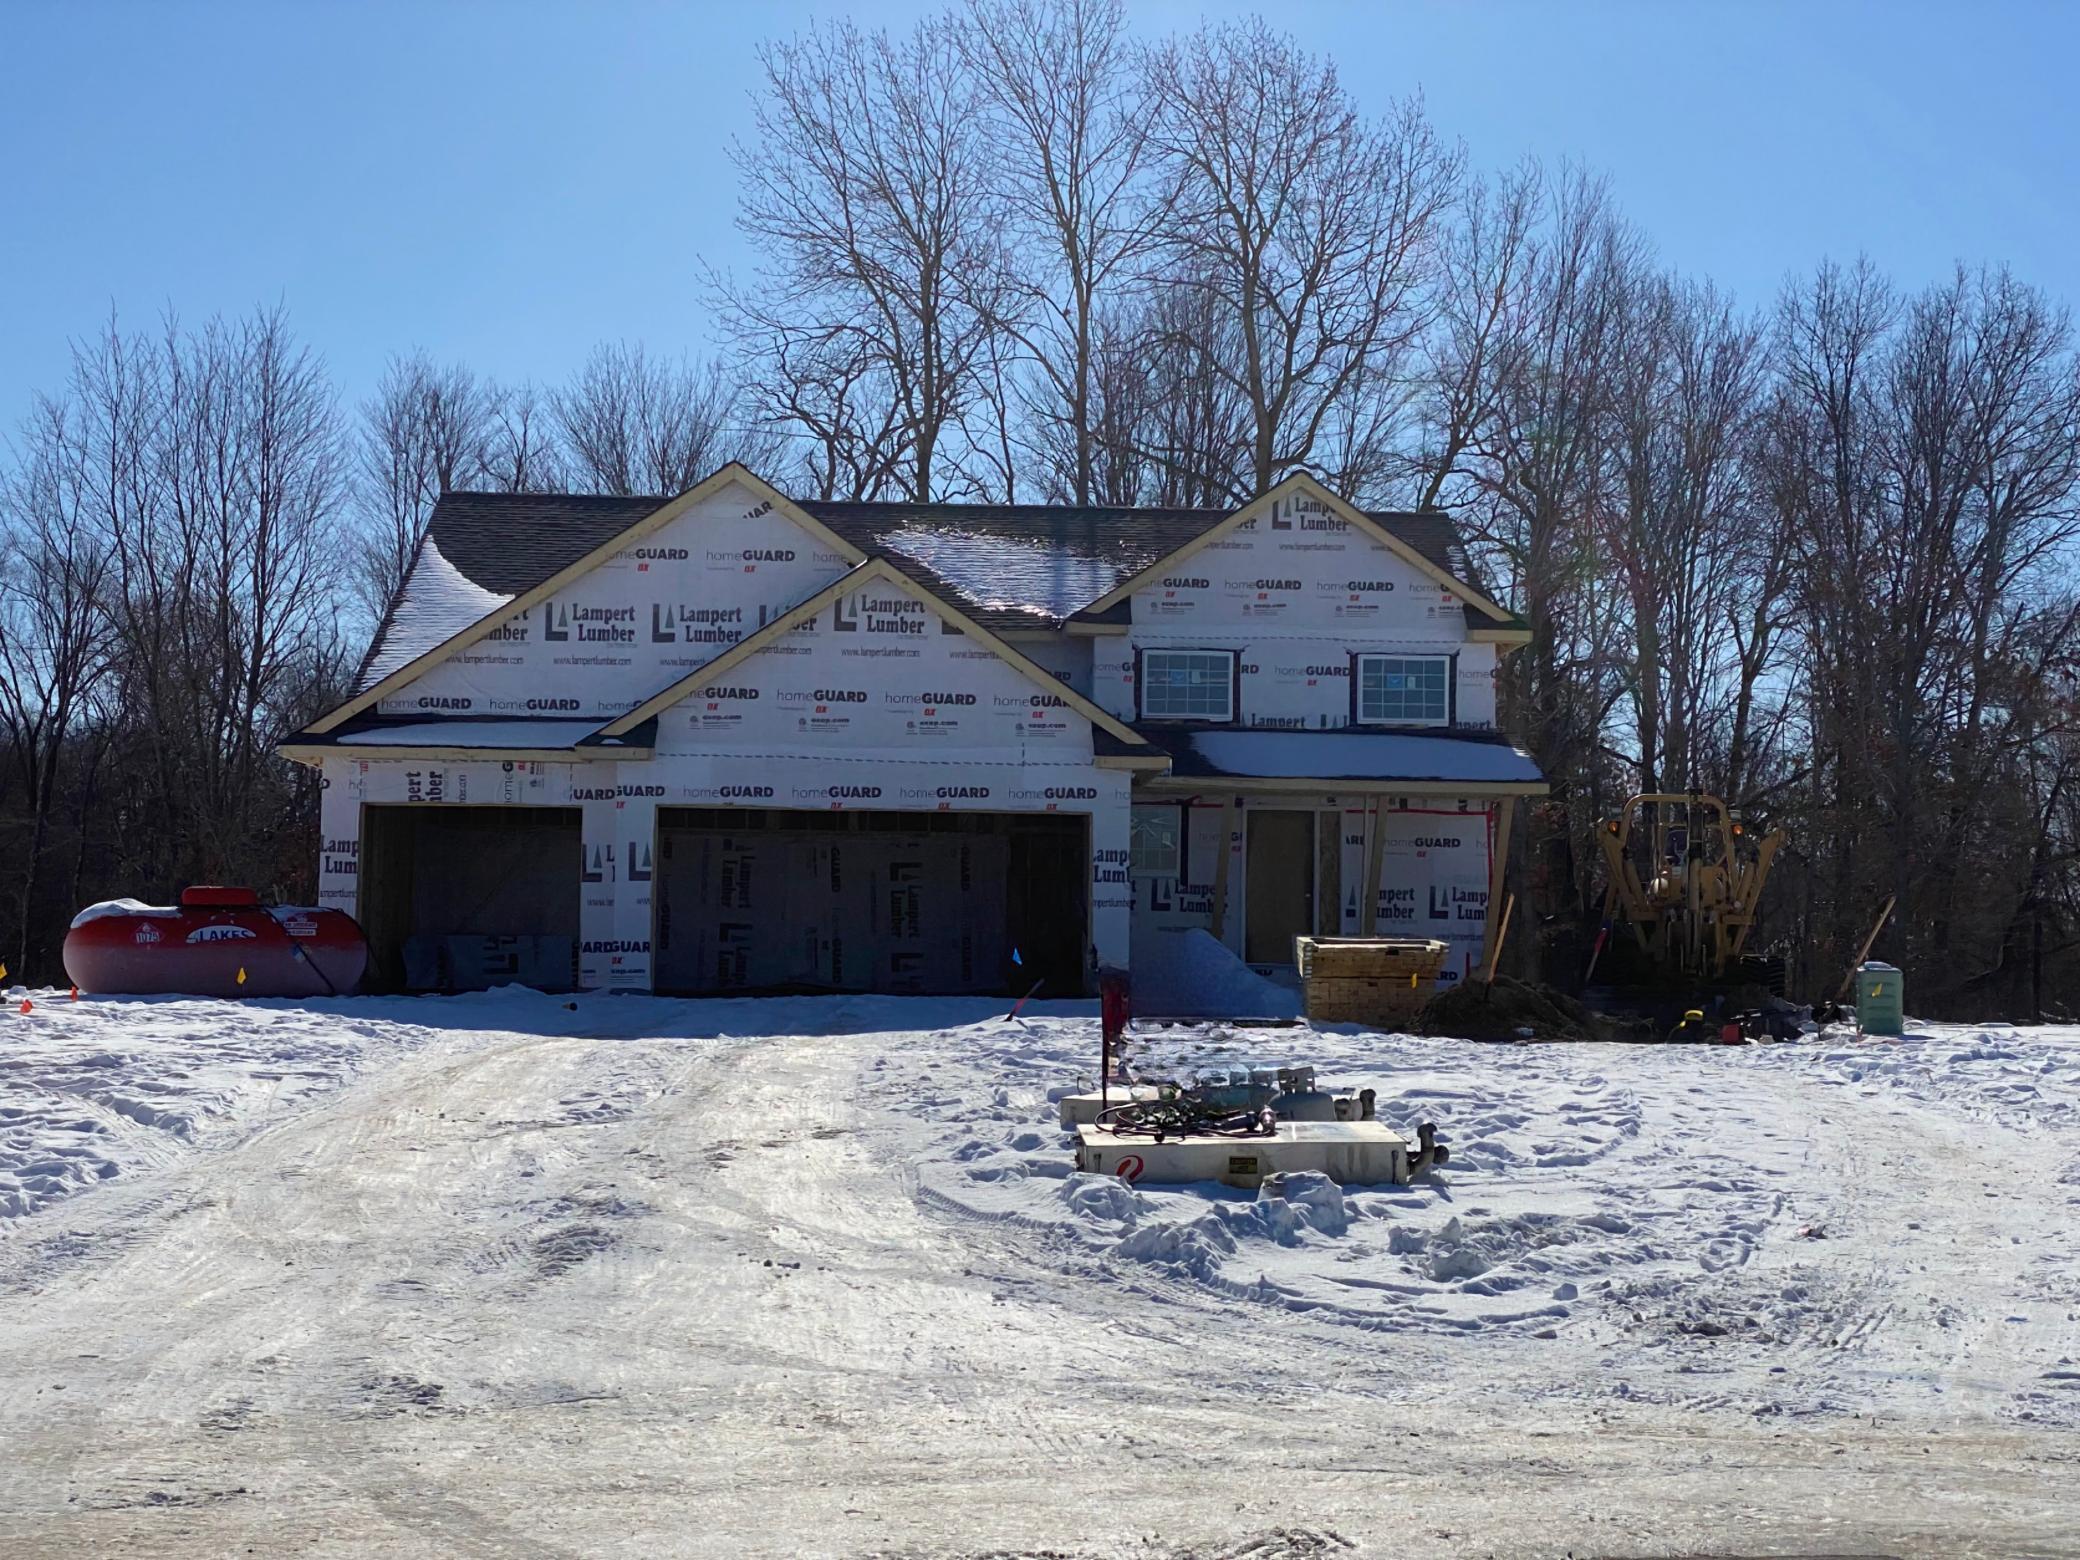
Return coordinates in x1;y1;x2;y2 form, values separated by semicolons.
1593;792;1784;982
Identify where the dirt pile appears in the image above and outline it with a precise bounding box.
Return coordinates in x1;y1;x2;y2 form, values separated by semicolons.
1418;975;1645;1043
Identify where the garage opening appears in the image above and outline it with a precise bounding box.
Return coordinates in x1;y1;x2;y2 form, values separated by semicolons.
654;808;1088;997
358;805;581;993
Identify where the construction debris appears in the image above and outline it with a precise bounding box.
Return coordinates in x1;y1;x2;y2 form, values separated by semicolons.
1417;975;1648;1044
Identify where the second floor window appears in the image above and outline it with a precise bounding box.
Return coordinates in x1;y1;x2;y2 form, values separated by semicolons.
1140;649;1236;722
1355;654;1451;726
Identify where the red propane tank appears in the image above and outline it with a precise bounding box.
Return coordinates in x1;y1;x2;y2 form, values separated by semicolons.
63;887;369;998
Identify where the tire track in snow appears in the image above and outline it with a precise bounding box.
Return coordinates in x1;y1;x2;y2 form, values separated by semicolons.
6;1000;2080;1557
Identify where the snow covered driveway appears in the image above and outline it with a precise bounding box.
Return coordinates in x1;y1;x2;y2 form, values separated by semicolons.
2;993;2078;1557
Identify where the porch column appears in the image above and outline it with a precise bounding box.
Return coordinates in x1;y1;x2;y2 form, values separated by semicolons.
1208;795;1239;943
578;776;656;992
1360;798;1386;935
316;757;362;917
1478;797;1518;975
1089;775;1133;973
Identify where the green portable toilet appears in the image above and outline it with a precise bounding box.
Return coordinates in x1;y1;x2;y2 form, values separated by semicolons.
1857;961;1904;1037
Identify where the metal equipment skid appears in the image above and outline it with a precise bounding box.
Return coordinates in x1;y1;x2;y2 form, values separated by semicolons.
1075;1120;1412;1187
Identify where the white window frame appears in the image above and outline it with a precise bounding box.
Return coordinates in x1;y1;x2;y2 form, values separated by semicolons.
1129;805;1182;877
1139;648;1236;723
1354;653;1452;728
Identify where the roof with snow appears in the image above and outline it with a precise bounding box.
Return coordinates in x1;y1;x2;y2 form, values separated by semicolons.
285;716;654;755
326;719;606;749
1140;727;1545;788
354;490;1495;695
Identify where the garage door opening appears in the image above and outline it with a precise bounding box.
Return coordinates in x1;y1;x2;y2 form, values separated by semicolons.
654;808;1088;997
358;806;581;993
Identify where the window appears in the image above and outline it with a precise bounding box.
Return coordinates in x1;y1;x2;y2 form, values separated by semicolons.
1140;649;1235;721
1130;806;1182;877
1356;654;1451;726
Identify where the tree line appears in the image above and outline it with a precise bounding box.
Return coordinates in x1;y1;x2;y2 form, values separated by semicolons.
2;0;2076;1014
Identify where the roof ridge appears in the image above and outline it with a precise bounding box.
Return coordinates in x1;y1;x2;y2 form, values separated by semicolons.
804;498;1220;512
800;498;1447;517
440;489;669;503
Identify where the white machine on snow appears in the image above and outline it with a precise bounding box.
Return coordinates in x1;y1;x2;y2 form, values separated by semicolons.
1063;1042;1448;1189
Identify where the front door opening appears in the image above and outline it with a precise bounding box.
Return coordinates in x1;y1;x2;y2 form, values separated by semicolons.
1244;809;1315;965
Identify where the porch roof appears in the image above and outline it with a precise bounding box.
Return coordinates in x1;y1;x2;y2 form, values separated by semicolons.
278;716;656;765
1136;727;1545;792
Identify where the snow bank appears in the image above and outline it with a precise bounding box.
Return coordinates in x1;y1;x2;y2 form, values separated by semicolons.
0;989;629;1217
918;1015;1641;1331
0;995;430;1217
1131;928;1301;1019
909;1011;2080;1423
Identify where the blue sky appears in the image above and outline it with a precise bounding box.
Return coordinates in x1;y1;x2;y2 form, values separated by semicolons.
2;1;2073;426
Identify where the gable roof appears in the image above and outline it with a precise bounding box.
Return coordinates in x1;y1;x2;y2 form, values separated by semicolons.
810;496;1501;632
592;557;1156;758
318;464;867;735
1068;471;1516;625
345;481;1507;705
354;492;659;692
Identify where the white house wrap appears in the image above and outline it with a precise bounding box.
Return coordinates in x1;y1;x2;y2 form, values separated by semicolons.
285;467;1542;996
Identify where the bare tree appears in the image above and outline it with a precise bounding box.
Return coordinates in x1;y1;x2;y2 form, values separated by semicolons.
553;342;779;496
1405;161;1541;510
757;328;911;501
1141;19;1458;498
1469;172;1640;780
1042;306;1155;503
0;398;113;972
355;351;490;621
1877;270;2080;970
960;0;1158;503
954;323;1024;501
87;307;352;887
2;14;2079;1016
1425;171;1643;930
1117;277;1253;505
724;17;1005;500
1764;260;2080;1006
1769;257;1898;980
481;380;567;494
1722;384;1804;804
0;305;354;975
1600;272;1766;795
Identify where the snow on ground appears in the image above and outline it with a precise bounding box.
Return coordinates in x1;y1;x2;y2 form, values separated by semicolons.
923;1016;2080;1427
0;988;950;1218
3;990;2079;1557
0;993;434;1217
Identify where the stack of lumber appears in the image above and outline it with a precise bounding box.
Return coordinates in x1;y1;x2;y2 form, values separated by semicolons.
1294;937;1450;1025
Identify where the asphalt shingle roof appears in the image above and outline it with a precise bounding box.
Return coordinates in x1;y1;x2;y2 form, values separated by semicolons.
353;489;1498;696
